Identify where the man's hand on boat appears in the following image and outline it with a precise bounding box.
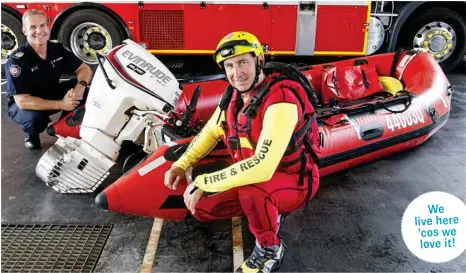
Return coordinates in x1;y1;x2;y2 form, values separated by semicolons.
164;166;186;190
164;166;204;214
183;183;204;215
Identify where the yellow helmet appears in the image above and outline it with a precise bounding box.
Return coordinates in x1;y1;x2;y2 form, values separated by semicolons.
213;31;264;67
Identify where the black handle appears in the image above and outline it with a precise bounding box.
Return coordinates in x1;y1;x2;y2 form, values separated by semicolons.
96;53;115;90
360;122;384;141
354;59;368;65
189;85;201;111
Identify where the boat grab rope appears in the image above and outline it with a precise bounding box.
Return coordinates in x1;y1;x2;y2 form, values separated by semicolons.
317;91;413;120
374;90;413;114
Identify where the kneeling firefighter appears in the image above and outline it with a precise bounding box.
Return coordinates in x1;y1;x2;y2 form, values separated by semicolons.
164;31;321;273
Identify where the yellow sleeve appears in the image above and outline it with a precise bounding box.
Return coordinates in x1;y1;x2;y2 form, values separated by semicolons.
172;106;224;171
193;103;298;193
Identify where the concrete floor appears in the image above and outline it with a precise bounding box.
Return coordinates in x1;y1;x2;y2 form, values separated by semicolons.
1;62;465;272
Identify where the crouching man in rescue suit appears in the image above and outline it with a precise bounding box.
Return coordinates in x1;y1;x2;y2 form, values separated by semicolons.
164;31;320;273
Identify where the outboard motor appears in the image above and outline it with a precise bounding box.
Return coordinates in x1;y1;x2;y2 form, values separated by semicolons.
36;40;182;193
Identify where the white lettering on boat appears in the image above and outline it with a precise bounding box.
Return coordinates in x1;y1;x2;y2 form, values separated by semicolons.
386;108;425;132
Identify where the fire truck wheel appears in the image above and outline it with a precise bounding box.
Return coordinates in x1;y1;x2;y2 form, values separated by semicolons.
1;11;25;65
398;7;466;72
58;9;125;65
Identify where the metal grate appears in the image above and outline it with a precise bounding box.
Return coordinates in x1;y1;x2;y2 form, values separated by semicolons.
1;224;113;273
140;10;184;49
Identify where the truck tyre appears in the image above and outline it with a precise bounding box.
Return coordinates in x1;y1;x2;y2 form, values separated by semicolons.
397;7;466;72
57;9;125;65
1;11;25;65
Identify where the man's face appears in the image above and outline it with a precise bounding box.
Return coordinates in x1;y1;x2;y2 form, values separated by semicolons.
223;53;257;92
23;14;49;46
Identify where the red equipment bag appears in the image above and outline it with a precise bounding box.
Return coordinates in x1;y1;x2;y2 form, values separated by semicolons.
320;61;383;104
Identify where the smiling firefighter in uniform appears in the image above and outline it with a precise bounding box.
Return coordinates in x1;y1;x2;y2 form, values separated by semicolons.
5;9;92;150
164;31;321;273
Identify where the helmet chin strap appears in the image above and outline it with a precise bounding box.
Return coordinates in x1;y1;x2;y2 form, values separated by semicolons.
237;57;262;94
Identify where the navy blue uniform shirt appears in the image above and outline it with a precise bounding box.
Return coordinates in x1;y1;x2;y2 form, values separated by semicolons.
5;40;83;105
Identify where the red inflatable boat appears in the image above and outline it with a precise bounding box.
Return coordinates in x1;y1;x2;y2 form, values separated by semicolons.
95;49;452;221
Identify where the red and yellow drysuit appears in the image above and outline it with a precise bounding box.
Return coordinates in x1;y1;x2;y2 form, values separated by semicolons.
173;74;320;247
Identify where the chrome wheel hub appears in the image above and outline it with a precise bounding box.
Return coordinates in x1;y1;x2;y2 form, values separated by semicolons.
70;22;113;64
1;24;19;64
413;21;456;63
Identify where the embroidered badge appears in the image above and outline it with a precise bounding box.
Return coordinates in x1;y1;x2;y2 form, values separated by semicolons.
13;52;24;59
9;65;21;77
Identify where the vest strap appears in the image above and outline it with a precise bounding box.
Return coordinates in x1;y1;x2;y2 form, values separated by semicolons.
298;153;306;186
285;114;315;156
303;134;321;167
303;170;313;211
279;156;301;168
228;136;240;150
243;115;253;134
219;85;234;111
242;76;288;118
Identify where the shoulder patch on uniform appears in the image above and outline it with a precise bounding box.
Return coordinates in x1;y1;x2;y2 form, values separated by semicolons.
9;65;21;77
12;52;24;59
50;40;61;43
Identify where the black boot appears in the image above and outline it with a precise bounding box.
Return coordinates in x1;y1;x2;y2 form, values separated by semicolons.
24;134;41;150
236;240;285;273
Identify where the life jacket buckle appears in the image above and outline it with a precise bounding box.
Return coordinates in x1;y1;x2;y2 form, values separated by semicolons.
228;136;241;150
242;99;257;116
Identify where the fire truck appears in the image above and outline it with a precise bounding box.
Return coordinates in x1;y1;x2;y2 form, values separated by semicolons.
2;1;465;74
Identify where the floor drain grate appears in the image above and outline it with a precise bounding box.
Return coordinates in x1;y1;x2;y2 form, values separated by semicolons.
1;224;113;273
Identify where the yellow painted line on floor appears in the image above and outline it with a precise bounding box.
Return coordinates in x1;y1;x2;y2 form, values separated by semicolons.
232;217;244;271
140;218;164;273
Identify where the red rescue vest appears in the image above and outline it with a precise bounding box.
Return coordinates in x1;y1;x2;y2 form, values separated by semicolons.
218;73;321;187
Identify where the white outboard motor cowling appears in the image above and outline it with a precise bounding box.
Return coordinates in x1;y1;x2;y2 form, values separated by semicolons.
36;39;182;193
